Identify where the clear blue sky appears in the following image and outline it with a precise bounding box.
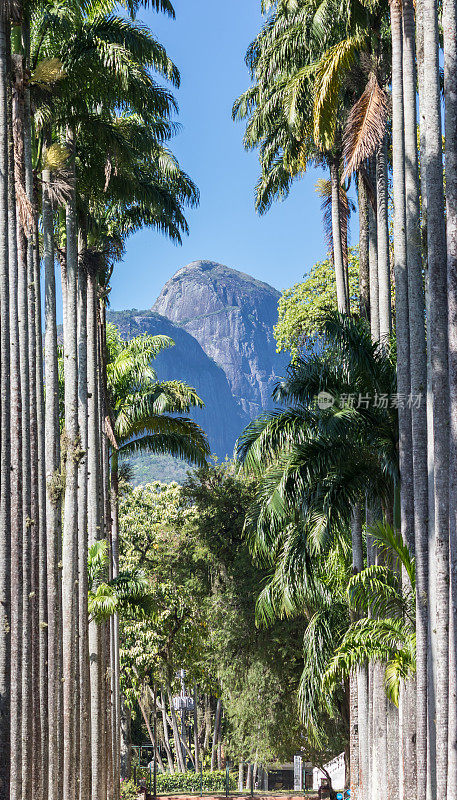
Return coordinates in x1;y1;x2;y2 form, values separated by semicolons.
109;0;331;312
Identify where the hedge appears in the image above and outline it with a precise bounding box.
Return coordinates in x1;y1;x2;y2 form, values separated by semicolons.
135;768;237;793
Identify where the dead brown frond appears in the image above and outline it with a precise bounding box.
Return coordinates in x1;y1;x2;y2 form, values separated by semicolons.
316;177;352;267
46;169;73;207
15;181;35;237
342;75;388;180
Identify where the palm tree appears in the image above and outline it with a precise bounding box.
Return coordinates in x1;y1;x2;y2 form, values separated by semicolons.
8;25;23;800
422;0;449;789
444;0;457;791
232;1;352;312
0;4;11;799
323;523;416;706
400;0;429;790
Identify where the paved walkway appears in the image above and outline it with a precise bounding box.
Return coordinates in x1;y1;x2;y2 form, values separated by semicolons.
138;794;317;800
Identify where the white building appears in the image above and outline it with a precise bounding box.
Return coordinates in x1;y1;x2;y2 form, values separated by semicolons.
312;753;345;792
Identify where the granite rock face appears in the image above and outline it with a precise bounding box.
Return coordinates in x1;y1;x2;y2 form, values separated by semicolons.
108;260;287;461
152;260;288;419
106;308;245;458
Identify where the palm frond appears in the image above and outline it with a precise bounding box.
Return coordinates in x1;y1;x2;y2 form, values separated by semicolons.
313;35;364;150
342;74;388;179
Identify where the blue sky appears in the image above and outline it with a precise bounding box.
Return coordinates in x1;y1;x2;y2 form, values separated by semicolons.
109;0;331;312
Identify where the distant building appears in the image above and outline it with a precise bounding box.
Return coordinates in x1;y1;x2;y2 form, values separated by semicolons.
312;753;345;792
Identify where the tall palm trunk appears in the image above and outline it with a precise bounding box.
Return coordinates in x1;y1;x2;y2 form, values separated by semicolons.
12;44;33;800
110;450;121;800
390;6;418;799
24;83;42;798
42;160;62;800
401;0;429;793
33;217;48;800
444;0;457;787
0;7;11;798
351;507;368;800
368;198;379;341
62;136;79;800
87;265;103;800
423;0;450;790
330;156;349;312
7;23;22;800
193;686;199;773
390;0;415;560
376;139;391;342
357;172;370;322
77;243;91;800
386;701;399;800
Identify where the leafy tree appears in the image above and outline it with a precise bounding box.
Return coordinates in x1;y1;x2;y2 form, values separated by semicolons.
182;463;309;765
275;253;360;359
323;522;416;707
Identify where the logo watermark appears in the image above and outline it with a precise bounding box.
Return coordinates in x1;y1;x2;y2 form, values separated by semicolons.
315;392;424;410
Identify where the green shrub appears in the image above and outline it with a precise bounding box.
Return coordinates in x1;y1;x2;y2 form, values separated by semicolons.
135;768;236;794
120;778;138;800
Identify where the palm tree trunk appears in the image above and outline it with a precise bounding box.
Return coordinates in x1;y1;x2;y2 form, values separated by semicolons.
110;450;121;800
87;265;103;800
42;161;62;800
444;0;457;792
401;0;429;793
12;45;33;800
351;507;367;800
371;664;387;800
368;198;379;341
62;134;79;800
32;212;48;800
77;238;91;800
193;686;199;773
349;673;359;799
423;0;450;789
376;139;391;342
24;84;42;797
357;172;370;322
391;9;418;796
330;156;349;312
7;28;22;800
0;8;11;798
386;701;399;800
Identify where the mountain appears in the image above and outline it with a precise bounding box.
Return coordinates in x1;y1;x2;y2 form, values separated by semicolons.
106;308;245;458
108;260;287;483
153;260;288;418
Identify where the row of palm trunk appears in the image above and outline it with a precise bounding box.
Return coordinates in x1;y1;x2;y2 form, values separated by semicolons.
343;0;457;795
0;3;154;800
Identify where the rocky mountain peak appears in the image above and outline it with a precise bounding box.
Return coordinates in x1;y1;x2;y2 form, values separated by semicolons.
153;260;287;418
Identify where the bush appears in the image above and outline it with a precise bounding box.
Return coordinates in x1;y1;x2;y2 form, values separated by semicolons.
135;768;236;794
120;778;138;800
